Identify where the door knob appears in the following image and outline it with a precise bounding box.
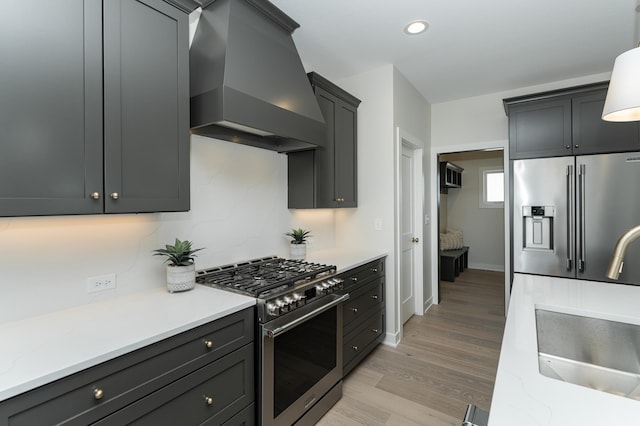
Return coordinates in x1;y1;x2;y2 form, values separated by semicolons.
411;237;420;243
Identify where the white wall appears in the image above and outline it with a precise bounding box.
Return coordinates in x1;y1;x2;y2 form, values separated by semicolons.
0;136;307;323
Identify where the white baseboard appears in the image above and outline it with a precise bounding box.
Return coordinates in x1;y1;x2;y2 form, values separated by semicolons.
382;330;401;347
468;262;505;272
423;296;433;313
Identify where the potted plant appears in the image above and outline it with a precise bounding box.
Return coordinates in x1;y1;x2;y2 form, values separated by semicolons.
153;238;204;293
285;228;311;260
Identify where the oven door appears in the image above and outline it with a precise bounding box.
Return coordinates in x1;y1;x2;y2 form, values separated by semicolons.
260;292;348;426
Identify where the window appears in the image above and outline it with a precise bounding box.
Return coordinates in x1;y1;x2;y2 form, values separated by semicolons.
480;168;504;208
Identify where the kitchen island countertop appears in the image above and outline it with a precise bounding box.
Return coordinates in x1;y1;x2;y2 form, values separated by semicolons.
0;285;255;401
490;273;640;425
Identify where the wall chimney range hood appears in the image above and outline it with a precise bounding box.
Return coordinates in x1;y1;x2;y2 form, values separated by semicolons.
189;0;326;152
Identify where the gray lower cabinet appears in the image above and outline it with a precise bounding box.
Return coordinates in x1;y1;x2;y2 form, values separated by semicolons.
0;308;255;426
338;257;386;375
287;72;360;209
0;0;194;217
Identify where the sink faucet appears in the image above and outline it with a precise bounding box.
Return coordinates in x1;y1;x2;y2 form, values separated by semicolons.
607;225;640;279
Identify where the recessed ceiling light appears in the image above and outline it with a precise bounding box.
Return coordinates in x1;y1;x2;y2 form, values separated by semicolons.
404;20;429;35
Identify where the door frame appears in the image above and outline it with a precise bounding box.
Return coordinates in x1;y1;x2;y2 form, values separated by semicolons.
429;140;511;315
394;128;424;338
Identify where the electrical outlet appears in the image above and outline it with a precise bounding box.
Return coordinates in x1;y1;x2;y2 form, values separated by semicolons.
87;273;117;293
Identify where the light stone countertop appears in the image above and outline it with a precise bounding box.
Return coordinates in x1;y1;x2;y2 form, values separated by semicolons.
305;247;387;273
0;285;255;401
490;273;640;425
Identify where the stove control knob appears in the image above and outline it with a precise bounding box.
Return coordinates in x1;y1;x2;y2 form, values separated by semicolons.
292;293;303;306
315;284;325;295
266;302;278;316
275;299;288;313
283;296;294;307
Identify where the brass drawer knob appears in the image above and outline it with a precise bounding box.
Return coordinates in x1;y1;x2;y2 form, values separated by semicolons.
352;345;359;351
204;395;213;406
371;294;378;300
93;388;104;400
372;328;379;333
110;192;119;200
204;340;213;349
372;268;378;273
90;192;101;200
352;307;359;313
351;277;358;282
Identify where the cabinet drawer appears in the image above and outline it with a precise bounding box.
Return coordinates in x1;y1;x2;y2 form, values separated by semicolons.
0;308;254;426
340;258;384;292
95;343;254;426
343;309;384;369
343;278;384;332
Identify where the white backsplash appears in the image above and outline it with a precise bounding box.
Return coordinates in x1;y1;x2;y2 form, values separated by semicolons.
0;135;337;323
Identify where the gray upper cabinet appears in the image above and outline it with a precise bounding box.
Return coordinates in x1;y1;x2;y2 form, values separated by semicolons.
288;72;360;209
504;82;639;160
0;0;193;217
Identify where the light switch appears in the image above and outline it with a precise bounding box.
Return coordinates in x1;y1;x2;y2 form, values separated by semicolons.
374;218;382;231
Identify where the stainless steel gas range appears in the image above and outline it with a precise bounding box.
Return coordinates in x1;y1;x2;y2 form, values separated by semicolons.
196;256;348;426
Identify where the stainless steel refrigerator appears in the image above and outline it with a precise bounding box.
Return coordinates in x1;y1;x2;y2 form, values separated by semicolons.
513;152;640;285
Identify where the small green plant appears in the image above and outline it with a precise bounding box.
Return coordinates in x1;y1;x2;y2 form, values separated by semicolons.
285;228;311;245
153;238;204;266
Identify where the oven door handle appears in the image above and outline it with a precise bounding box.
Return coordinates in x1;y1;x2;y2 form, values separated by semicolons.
264;293;350;339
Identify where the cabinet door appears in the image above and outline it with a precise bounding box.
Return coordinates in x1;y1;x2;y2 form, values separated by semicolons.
572;90;640;155
314;86;339;208
508;97;572;159
334;100;357;207
103;0;190;213
0;0;103;216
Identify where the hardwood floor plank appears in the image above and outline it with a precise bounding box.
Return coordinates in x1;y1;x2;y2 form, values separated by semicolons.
317;269;505;425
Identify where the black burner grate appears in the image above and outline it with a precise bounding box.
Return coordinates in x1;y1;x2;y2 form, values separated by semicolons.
196;256;335;297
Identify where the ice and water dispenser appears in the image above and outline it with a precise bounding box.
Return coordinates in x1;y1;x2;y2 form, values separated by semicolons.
522;205;555;251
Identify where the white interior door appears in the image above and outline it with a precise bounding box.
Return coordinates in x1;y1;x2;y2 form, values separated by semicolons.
400;145;416;324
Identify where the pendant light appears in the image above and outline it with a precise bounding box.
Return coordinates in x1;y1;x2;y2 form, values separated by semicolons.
602;3;640;122
602;45;640;122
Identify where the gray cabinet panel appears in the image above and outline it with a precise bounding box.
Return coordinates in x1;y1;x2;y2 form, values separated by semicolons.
337;258;385;376
0;308;254;426
505;82;640;160
0;0;190;217
288;72;360;209
0;0;103;216
572;90;640;155
104;0;190;213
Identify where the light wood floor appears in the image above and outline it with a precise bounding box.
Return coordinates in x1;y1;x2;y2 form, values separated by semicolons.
317;269;505;425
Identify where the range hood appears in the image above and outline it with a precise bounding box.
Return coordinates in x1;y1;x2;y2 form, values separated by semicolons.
189;0;326;152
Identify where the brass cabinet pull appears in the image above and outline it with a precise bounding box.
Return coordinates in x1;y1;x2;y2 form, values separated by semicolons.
93;388;104;400
372;328;379;333
110;192;119;200
372;268;378;273
565;145;571;149
352;307;359;313
371;294;378;300
351;277;358;282
90;192;101;200
204;340;213;349
352;345;359;351
204;395;213;406
575;144;580;149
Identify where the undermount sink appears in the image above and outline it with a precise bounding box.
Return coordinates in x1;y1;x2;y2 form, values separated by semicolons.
535;308;640;400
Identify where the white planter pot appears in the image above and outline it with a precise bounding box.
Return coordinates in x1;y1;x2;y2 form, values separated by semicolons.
166;263;195;293
289;243;307;260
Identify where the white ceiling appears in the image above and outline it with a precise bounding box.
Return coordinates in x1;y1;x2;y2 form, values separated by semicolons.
271;0;639;104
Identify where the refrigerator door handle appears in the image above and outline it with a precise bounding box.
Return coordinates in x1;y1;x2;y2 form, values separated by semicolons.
566;165;574;271
578;164;586;272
